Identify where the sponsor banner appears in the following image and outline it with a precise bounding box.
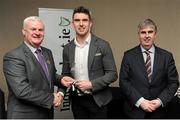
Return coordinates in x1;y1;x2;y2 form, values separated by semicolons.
39;8;75;112
39;8;75;74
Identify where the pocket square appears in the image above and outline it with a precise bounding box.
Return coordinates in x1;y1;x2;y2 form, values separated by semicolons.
95;53;102;56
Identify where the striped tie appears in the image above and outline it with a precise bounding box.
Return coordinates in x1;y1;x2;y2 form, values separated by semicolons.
144;51;152;83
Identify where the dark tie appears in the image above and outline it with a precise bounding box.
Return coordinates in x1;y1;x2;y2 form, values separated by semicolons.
144;51;152;83
35;48;49;80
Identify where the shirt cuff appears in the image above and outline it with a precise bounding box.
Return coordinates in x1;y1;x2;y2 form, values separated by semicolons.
157;98;163;107
135;97;145;107
59;91;64;97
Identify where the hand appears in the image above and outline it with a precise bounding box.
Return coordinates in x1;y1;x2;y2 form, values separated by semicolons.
53;92;63;107
74;80;92;92
140;99;155;112
61;76;74;87
149;99;161;110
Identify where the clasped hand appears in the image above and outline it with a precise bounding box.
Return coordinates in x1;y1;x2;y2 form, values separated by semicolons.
140;99;161;112
53;92;63;107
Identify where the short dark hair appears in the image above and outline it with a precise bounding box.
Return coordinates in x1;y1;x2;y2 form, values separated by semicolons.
72;6;91;20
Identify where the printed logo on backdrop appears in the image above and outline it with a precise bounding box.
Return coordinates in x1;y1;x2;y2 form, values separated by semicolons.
59;16;72;50
59;17;71;26
39;8;75;111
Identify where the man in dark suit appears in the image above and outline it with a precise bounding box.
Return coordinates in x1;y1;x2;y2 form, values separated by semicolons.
119;18;179;118
60;6;118;119
3;16;64;119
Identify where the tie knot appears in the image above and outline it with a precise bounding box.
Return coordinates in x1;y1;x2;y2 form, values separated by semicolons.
144;50;151;55
35;48;41;54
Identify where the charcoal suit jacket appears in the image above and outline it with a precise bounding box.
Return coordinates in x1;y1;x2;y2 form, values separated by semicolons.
62;34;118;107
3;42;63;119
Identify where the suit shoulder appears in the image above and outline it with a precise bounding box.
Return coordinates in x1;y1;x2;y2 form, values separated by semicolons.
93;35;109;44
156;46;173;56
123;46;139;55
92;35;111;50
4;44;25;58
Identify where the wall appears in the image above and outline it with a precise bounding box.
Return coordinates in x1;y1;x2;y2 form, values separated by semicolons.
0;0;180;118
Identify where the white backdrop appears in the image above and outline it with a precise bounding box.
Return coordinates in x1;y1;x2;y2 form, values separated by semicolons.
39;8;75;74
39;8;75;119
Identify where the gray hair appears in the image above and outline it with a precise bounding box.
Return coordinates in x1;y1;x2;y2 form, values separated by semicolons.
138;18;157;33
23;16;44;28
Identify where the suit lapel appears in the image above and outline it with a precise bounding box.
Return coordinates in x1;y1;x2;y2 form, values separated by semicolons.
69;35;97;71
88;35;98;70
151;47;161;82
41;48;51;84
22;43;50;86
23;43;41;70
136;45;161;84
69;42;76;68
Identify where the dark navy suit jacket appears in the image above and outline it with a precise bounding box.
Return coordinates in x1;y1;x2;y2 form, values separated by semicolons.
119;45;179;118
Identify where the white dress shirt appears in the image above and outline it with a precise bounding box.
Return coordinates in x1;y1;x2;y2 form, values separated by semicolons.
73;33;91;94
74;34;91;80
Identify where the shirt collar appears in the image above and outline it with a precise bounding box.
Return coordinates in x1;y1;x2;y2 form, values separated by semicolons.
140;45;155;53
24;41;41;53
74;33;91;47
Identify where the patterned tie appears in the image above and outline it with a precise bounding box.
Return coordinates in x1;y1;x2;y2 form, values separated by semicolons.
144;51;152;83
35;48;49;80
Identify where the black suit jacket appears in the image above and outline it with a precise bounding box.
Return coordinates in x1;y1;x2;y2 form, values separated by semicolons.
3;43;63;119
62;34;118;107
119;45;179;118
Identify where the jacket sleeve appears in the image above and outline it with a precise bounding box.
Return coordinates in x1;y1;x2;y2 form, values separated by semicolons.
158;53;179;106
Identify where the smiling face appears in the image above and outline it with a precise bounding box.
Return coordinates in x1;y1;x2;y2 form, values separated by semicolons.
72;13;92;38
22;19;44;48
138;26;156;50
